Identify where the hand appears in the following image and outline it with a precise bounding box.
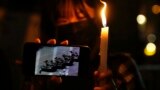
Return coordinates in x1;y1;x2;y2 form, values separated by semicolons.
35;38;115;90
34;38;69;84
94;69;114;90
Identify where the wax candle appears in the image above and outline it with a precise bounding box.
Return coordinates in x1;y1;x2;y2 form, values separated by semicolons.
99;26;109;71
99;0;109;71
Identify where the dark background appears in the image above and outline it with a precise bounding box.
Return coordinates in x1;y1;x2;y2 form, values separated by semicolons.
0;0;160;90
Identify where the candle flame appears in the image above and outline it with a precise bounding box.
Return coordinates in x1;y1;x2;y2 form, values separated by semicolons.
100;0;107;27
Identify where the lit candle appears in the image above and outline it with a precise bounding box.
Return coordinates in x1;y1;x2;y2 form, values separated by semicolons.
99;0;109;72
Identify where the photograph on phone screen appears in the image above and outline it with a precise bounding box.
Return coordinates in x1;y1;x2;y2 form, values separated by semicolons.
35;46;80;76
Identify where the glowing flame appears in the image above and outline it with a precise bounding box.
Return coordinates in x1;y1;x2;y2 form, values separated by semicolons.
100;0;107;27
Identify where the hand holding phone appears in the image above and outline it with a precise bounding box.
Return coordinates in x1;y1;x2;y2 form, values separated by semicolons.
23;42;91;77
23;41;96;90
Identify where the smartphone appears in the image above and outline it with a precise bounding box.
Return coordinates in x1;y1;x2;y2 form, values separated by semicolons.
22;42;92;77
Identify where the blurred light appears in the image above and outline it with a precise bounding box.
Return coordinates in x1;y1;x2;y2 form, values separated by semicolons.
137;14;147;25
147;34;156;42
152;5;160;14
144;42;156;56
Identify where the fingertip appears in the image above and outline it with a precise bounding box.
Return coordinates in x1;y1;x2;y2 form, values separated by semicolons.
99;69;112;79
94;87;104;90
35;38;41;43
94;70;99;76
50;76;62;84
60;40;69;45
47;39;57;45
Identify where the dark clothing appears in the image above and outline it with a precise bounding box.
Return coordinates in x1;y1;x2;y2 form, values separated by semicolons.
0;50;12;90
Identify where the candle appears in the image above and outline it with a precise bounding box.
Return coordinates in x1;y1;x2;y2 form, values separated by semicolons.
99;0;109;72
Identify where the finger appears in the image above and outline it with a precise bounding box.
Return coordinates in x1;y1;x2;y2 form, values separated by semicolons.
94;69;112;80
50;76;62;84
94;70;100;77
34;38;41;43
94;85;110;90
99;69;112;79
94;87;106;90
47;39;57;45
60;40;69;45
94;87;103;90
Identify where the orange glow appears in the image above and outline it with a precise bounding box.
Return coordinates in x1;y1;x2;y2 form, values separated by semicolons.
152;5;160;14
25;14;41;42
56;0;94;26
100;0;107;27
0;7;6;20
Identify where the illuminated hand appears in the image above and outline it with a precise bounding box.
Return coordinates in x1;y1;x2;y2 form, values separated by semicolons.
94;69;113;90
34;38;69;45
34;38;69;84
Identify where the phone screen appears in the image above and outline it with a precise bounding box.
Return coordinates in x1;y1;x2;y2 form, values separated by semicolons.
35;46;80;76
23;42;91;77
23;42;94;90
